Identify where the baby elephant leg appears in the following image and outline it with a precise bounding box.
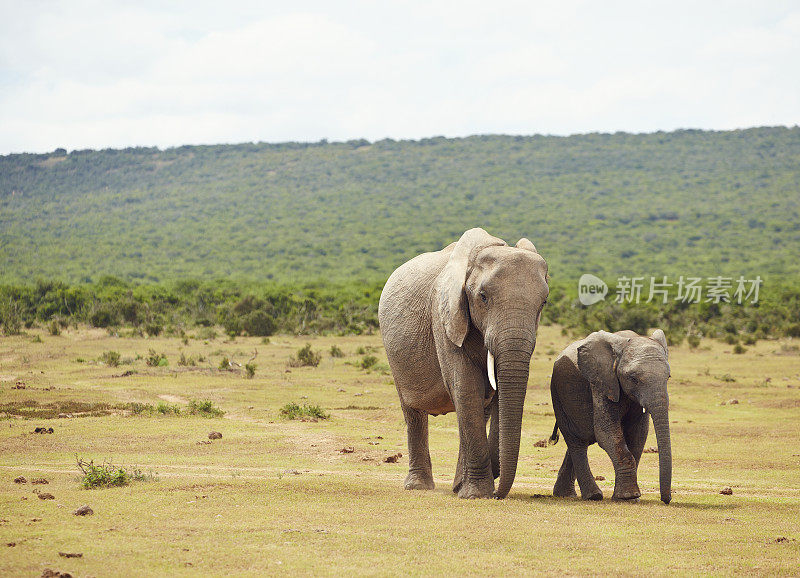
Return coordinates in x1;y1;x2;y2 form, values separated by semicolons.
570;444;603;501
553;450;577;497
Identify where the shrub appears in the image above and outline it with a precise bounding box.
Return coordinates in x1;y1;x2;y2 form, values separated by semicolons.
280;402;330;420
723;334;738;345
156;402;181;415
178;352;196;366
329;344;345;358
100;350;121;367
733;343;747;354
1;300;22;335
219;357;232;371
197;327;217;341
241;310;276;337
289;343;321;367
187;399;225;417
360;355;378;370
742;335;757;346
144;321;163;337
145;349;168;367
687;334;701;349
127;402;155;415
666;329;684;346
89;304;118;328
48;319;61;336
245;362;256;378
76;457;130;489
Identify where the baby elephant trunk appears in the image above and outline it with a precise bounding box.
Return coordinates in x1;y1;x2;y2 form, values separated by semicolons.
648;397;672;504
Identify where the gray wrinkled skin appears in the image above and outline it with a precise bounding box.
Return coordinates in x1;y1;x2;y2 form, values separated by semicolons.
550;329;673;504
378;228;548;499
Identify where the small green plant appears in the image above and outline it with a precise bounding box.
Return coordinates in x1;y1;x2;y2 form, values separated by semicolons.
687;334;701;349
219;357;232;371
742;335;757;346
723;334;738;345
717;374;736;383
156;402;181;415
355;346;366;355
360;355;378;370
280;402;330;420
145;349;168;367
100;350;121;367
127;402;155;415
245;362;256;378
178;352;196;366
187;399;225;418
31;334;42;343
329;345;345;358
733;343;747;354
76;456;131;489
289;343;321;367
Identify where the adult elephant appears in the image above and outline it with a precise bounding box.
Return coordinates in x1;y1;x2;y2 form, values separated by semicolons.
549;329;672;504
378;228;549;499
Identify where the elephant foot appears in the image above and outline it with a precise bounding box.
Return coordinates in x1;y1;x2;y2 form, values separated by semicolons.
457;478;494;499
612;485;641;501
582;488;603;501
553;484;578;498
404;472;435;491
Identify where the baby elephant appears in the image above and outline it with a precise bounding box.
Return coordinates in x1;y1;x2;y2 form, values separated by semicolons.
549;329;672;504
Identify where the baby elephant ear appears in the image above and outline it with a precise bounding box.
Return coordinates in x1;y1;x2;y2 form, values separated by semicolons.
651;329;668;358
577;331;629;403
515;238;538;253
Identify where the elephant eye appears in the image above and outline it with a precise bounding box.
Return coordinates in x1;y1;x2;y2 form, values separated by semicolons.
479;291;488;304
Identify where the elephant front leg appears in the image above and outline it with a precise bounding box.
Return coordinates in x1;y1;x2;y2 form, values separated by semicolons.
624;406;650;467
596;427;641;500
402;405;435;490
451;371;494;499
454;398;497;493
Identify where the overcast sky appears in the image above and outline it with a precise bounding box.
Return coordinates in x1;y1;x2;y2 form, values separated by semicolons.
1;1;798;154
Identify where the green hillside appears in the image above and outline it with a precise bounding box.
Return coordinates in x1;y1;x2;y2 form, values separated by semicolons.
2;127;799;287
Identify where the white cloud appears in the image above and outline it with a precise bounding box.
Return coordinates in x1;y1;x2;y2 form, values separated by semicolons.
0;1;798;153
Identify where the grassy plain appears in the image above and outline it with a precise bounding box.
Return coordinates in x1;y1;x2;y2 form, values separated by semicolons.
1;325;799;576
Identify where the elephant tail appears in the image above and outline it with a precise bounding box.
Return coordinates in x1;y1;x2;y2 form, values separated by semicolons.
548;422;559;446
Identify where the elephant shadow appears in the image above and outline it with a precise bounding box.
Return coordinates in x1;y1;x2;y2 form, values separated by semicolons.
507;492;739;510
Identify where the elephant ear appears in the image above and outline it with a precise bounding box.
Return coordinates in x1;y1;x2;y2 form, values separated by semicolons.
577;331;630;403
651;329;668;359
515;238;538;253
436;228;506;347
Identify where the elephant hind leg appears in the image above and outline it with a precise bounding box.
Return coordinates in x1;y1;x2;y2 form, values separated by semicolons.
552;451;578;497
402;405;435;490
570;444;603;501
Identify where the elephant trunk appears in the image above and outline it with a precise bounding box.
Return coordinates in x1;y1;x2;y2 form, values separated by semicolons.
493;337;533;499
648;395;672;504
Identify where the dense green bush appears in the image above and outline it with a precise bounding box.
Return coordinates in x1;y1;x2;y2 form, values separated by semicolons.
289;343;321;367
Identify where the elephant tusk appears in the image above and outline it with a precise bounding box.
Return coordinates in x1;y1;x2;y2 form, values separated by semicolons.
487;351;497;390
